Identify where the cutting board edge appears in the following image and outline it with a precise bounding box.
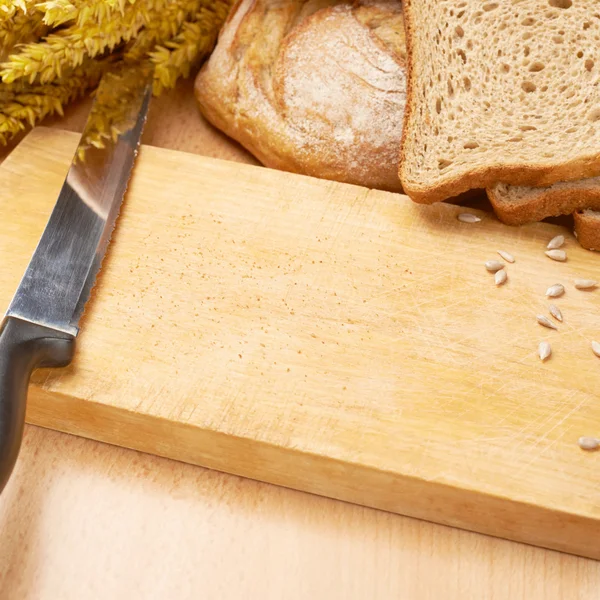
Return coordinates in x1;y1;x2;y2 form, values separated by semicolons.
26;384;600;561
19;126;411;203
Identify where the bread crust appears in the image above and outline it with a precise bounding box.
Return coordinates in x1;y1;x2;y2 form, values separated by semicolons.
398;0;600;205
574;210;600;252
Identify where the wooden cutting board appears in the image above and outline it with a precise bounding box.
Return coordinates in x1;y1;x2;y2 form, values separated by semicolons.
2;127;600;559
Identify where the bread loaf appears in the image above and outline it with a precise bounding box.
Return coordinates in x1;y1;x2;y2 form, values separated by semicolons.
399;0;600;204
194;0;407;192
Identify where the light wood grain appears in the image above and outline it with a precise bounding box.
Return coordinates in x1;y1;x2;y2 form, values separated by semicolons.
1;125;599;560
1;425;598;600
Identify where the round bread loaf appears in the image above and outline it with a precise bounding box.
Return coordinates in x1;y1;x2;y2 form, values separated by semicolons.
195;0;406;192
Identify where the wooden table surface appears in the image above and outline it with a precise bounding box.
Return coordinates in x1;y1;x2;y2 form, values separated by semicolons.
0;77;599;599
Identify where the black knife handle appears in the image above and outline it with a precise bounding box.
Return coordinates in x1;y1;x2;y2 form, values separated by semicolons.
0;316;75;493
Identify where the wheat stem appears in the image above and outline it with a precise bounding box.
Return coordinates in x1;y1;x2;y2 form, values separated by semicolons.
150;1;231;94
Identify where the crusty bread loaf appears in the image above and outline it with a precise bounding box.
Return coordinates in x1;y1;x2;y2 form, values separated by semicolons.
574;209;600;251
399;0;600;204
487;179;600;226
194;0;407;192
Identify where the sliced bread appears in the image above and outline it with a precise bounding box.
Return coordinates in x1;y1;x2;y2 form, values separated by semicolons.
487;178;600;226
399;0;600;204
574;209;600;251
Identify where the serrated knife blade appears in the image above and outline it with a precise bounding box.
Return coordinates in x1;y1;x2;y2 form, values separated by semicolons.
0;63;154;493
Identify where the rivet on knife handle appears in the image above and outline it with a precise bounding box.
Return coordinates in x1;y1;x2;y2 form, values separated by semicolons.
0;63;154;494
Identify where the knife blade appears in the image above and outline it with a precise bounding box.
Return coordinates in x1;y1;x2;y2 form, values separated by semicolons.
0;63;154;493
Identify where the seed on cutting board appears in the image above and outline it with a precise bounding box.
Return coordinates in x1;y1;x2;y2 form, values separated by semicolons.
545;284;565;298
537;315;557;330
495;269;507;286
574;279;598;290
547;235;565;250
578;436;600;451
592;341;600;358
548;304;563;322
538;341;552;362
497;250;515;263
545;249;567;262
457;213;481;223
485;260;504;272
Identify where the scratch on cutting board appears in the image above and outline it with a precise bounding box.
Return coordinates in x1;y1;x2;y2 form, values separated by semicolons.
507;388;580;453
513;393;586;477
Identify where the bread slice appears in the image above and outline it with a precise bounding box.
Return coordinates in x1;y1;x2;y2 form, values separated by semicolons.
574;209;600;251
487;179;600;226
399;0;600;204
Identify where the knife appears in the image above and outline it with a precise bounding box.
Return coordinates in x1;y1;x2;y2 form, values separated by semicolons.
0;63;154;493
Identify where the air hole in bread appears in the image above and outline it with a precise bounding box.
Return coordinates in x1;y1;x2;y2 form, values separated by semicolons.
500;63;510;73
435;98;442;113
583;21;591;29
520;125;537;131
457;49;467;63
552;34;564;43
466;39;473;50
463;141;479;149
588;108;600;122
455;25;464;37
521;17;535;26
463;76;472;90
566;126;578;133
447;81;455;97
457;10;465;18
524;46;531;56
548;0;572;8
521;81;537;93
483;2;498;10
438;159;453;169
586;59;594;71
508;135;524;142
577;50;584;58
529;61;545;72
522;31;533;40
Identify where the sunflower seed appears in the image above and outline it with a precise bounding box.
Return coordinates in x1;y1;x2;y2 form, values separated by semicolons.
578;436;600;451
485;260;505;273
537;315;557;330
545;249;567;262
574;279;598;290
538;341;552;361
548;304;563;322
545;283;565;298
592;341;600;358
457;213;481;223
547;235;565;250
497;250;515;263
495;269;507;286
